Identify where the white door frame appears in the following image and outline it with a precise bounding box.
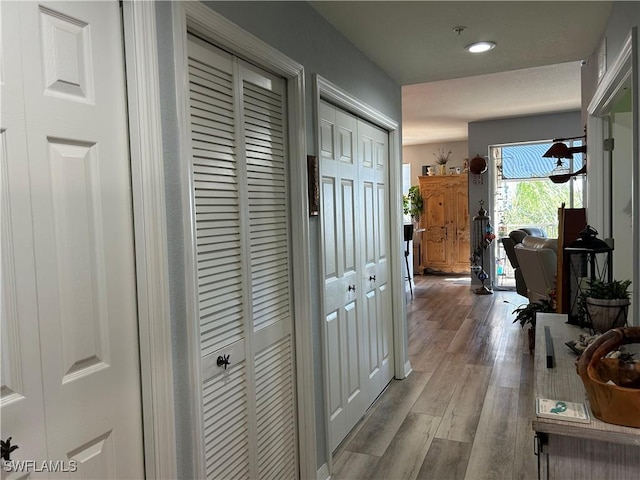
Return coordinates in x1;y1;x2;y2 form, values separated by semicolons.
121;2;177;478
170;3;316;479
587;28;639;326
313;74;410;470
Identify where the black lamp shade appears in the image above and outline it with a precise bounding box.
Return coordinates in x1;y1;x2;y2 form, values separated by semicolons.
543;142;587;159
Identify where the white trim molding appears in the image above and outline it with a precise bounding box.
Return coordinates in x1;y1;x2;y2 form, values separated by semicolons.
121;2;177;479
172;3;316;479
316;462;330;480
588;31;634;116
587;28;639;327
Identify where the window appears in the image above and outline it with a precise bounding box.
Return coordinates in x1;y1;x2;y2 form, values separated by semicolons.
492;141;585;286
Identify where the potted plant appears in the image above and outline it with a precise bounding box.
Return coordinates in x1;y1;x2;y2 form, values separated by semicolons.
403;185;424;224
582;279;631;333
512;298;555;353
433;147;452;175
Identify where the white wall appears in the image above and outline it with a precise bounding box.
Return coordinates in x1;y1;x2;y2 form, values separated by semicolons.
403;140;468;185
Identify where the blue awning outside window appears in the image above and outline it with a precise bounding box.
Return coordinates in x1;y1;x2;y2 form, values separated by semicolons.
500;142;584;179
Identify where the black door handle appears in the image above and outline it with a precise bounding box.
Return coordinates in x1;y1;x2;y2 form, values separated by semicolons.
217;354;230;369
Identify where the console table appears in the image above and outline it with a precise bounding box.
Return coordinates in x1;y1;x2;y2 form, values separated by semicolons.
533;313;640;479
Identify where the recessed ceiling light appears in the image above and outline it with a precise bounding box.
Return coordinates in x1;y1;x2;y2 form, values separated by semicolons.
465;41;496;53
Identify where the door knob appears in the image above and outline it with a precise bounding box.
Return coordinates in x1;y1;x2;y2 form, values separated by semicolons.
369;275;376;281
348;284;356;292
217;354;230;369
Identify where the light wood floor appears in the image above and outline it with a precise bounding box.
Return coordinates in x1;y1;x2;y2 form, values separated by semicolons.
331;275;538;480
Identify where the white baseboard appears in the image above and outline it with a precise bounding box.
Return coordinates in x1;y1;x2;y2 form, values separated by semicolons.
317;462;330;480
403;360;413;378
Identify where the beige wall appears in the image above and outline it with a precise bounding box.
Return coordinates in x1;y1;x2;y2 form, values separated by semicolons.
403;140;469;186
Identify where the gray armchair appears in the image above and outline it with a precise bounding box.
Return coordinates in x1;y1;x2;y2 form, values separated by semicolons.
501;227;547;298
514;235;558;303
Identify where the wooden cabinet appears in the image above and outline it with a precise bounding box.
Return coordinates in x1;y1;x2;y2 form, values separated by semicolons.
418;175;470;274
533;314;640;479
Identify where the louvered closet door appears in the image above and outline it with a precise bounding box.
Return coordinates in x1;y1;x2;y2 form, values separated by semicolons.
187;36;297;480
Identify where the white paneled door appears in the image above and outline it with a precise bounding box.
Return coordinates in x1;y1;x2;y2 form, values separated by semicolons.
319;101;394;452
186;35;297;479
1;1;144;478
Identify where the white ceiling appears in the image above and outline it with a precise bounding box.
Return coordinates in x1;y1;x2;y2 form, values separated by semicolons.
309;1;613;144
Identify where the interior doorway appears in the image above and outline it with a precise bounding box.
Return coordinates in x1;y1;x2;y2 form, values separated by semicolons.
491;141;585;288
587;29;638;326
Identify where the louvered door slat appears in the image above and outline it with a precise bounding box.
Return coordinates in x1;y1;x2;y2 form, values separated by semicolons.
254;310;290;332
198;239;241;254
245;127;284;145
189;91;234;117
255;337;295;480
251;234;287;247
189;56;233;82
255;372;291;406
250;216;286;226
191;120;235;140
202;361;249;480
254;278;288;295
191;103;234;125
244;99;283;120
197;236;238;250
245;150;285;164
189;74;233;97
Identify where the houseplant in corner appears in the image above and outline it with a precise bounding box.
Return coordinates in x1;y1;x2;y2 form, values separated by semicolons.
583;279;632;333
512;298;555;353
403;185;424;225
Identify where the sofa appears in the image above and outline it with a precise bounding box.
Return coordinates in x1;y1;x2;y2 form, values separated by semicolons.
502;227;547;298
514;235;558;303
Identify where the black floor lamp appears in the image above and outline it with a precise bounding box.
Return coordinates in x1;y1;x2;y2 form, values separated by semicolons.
404;224;414;297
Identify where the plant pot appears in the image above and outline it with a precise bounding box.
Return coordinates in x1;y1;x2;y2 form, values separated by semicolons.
527;326;535;354
585;297;629;333
438;164;447;175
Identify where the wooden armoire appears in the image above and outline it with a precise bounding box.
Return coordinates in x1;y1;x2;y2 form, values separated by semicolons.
418;175;470;274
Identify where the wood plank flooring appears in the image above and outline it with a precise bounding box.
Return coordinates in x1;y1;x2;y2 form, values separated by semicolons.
332;275;537;480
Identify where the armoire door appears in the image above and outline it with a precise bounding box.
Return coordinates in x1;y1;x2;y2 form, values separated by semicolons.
319;101;394;452
450;181;471;270
1;1;145;477
423;184;448;270
186;35;297;479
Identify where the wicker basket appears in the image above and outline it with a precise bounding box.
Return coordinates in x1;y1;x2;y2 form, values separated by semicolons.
576;327;640;428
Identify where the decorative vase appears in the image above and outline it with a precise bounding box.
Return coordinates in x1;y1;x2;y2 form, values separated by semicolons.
469;155;487;174
585;297;629;332
438;164;447;175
